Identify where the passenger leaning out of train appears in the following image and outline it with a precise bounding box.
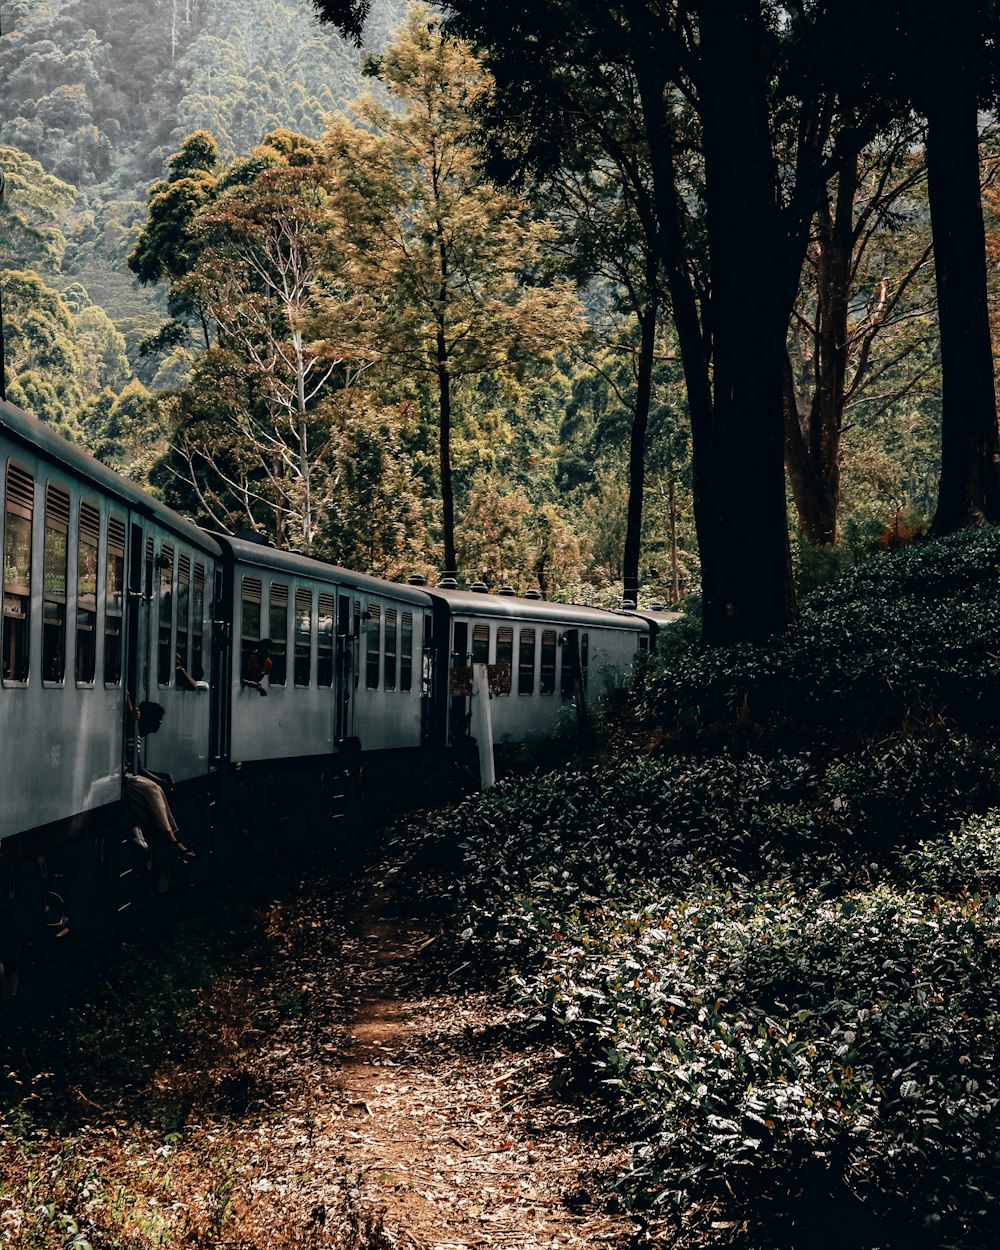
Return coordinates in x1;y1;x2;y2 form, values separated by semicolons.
241;638;273;696
124;690;196;860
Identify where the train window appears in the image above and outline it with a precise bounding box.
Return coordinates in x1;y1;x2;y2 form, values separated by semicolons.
581;633;589;689
366;603;380;689
318;593;334;686
354;600;362;690
384;608;397;691
561;630;579;697
496;626;513;695
157;543;174;686
269;583;288;685
3;462;33;682
43;483;70;682
639;635;649;653
540;629;557;695
191;563;205;680
241;576;262;676
452;622;468;666
176;553;191;677
294;587;312;686
518;628;536;695
423;613;433;695
400;611;413;692
76;501;99;684
472;623;490;664
104;514;125;685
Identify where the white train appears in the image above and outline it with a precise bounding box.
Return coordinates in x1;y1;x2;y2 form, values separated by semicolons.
0;397;676;998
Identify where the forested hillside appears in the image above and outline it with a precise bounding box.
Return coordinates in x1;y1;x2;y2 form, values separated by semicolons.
0;0;995;615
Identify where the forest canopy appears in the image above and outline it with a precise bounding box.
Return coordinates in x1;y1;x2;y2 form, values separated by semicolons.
3;0;1000;640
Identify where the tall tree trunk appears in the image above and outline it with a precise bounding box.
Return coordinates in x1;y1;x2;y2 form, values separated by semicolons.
694;1;796;645
622;292;658;605
925;84;1000;533
437;328;457;577
785;156;856;545
668;474;681;605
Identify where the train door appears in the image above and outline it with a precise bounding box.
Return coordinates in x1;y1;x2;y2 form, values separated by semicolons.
209;565;229;765
122;521;153;771
420;611;435;746
335;592;354;741
449;620;470;745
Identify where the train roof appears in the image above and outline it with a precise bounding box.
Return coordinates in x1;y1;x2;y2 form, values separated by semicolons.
0;397;220;556
628;607;684;626
214;531;435;606
422;584;650;632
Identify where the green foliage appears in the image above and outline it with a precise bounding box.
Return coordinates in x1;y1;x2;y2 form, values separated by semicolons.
640;527;1000;741
391;525;1000;1245
0;144;75;272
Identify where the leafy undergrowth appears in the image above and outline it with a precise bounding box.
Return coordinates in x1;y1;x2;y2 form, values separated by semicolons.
393;529;1000;1250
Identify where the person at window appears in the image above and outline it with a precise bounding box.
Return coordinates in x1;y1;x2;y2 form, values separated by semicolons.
124;694;195;859
241;638;273;696
175;652;208;691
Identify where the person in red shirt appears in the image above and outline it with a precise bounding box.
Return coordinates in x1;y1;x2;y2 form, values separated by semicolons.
241;637;273;696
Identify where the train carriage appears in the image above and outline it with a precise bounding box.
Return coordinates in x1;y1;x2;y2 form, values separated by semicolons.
423;583;650;748
0;395;663;1002
216;533;434;766
0;400;221;851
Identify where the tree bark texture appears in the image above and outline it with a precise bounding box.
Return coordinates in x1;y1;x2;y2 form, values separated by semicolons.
925;85;1000;534
689;2;796;645
784;158;856;545
622;294;657;604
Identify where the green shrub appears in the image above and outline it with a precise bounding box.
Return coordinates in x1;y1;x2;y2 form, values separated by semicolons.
902;811;1000;895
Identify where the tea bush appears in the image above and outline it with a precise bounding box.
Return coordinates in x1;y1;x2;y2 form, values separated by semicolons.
638;528;1000;742
510;882;1000;1244
402;527;1000;1246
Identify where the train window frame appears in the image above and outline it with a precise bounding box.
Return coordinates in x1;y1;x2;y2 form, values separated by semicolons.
156;543;174;687
294;586;313;687
103;514;125;686
3;461;33;685
42;482;70;684
318;592;334;687
581;633;589;689
75;499;99;685
471;622;490;665
241;575;262;679
518;627;536;696
400;611;413;692
495;625;513;695
175;552;191;680
269;582;288;685
384;607;397;691
191;562;205;681
540;629;557;695
366;602;381;690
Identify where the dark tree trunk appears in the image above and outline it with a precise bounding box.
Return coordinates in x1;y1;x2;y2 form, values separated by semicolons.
622;292;658;605
692;2;797;646
785;157;856;545
925;85;1000;534
784;357;840;546
437;338;457;577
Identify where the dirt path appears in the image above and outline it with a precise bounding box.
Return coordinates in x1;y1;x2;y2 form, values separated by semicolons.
243;860;653;1249
1;848;662;1249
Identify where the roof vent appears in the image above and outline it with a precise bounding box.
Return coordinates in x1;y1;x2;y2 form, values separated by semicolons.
469;580;489;593
407;573;427;585
438;576;458;590
524;588;543;600
498;585;516;597
621;599;637;611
